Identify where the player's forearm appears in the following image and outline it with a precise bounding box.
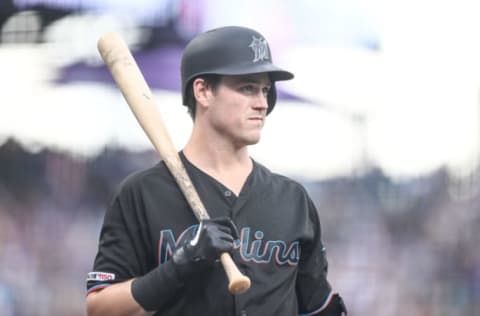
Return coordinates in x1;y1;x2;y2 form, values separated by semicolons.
86;280;154;316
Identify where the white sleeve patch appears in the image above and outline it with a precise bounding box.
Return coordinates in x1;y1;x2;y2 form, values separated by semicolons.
87;272;115;282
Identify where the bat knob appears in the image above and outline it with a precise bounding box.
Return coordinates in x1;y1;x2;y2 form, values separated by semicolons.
228;275;251;295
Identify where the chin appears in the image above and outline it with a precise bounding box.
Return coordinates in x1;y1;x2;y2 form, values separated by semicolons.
232;130;263;147
245;135;261;145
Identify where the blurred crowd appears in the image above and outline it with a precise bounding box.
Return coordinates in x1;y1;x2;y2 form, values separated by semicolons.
0;138;479;316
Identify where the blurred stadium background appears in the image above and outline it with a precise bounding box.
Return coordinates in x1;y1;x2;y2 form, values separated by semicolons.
1;0;479;315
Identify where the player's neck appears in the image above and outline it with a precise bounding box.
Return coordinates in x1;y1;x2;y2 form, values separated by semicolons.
183;131;253;195
183;139;252;172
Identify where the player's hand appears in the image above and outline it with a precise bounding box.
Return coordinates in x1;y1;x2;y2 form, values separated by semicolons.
172;217;239;278
132;218;239;310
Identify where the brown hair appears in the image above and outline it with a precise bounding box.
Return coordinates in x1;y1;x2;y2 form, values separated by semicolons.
184;74;222;120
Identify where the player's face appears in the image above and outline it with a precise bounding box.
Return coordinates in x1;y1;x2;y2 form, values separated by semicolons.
207;73;271;148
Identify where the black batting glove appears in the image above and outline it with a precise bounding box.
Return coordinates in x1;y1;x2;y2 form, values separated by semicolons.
172;216;239;279
131;217;239;312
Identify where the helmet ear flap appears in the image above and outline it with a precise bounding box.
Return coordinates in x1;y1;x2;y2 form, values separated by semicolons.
266;83;277;115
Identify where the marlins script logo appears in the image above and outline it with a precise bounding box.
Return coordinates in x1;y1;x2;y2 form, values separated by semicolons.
158;225;300;267
249;36;270;62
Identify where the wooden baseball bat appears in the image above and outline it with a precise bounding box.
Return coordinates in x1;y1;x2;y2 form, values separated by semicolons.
97;32;251;295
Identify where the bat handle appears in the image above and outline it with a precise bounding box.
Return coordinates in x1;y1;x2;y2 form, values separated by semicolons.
220;252;251;294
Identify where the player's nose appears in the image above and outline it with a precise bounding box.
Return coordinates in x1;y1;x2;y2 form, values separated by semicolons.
252;93;268;112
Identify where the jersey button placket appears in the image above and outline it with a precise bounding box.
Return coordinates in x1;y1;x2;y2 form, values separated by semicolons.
234;288;248;316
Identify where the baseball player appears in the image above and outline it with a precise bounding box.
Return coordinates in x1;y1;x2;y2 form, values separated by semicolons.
86;26;347;316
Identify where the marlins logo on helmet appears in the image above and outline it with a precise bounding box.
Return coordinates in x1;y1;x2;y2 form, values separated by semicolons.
249;36;270;62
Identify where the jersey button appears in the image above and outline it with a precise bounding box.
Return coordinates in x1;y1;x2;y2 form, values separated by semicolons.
224;190;232;197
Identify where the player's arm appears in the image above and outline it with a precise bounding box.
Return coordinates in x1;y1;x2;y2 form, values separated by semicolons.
86;280;153;316
296;195;347;316
86;217;239;315
130;217;239;311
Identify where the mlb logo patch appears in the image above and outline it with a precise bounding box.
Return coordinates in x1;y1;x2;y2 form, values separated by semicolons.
87;272;115;282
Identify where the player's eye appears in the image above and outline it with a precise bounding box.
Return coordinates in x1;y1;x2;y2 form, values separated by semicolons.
240;85;256;94
262;86;271;97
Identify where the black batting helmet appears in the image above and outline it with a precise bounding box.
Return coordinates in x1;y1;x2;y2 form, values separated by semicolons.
180;26;294;114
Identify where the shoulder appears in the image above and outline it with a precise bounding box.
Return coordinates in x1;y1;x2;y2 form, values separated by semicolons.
253;160;311;197
252;161;320;219
253;161;320;227
113;160;175;199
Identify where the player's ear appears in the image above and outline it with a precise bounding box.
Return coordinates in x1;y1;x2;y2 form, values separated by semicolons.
192;78;211;110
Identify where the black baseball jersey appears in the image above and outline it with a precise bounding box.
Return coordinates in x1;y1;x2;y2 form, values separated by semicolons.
87;152;332;315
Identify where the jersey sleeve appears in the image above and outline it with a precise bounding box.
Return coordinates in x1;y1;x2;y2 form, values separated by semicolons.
86;180;151;295
296;195;333;315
